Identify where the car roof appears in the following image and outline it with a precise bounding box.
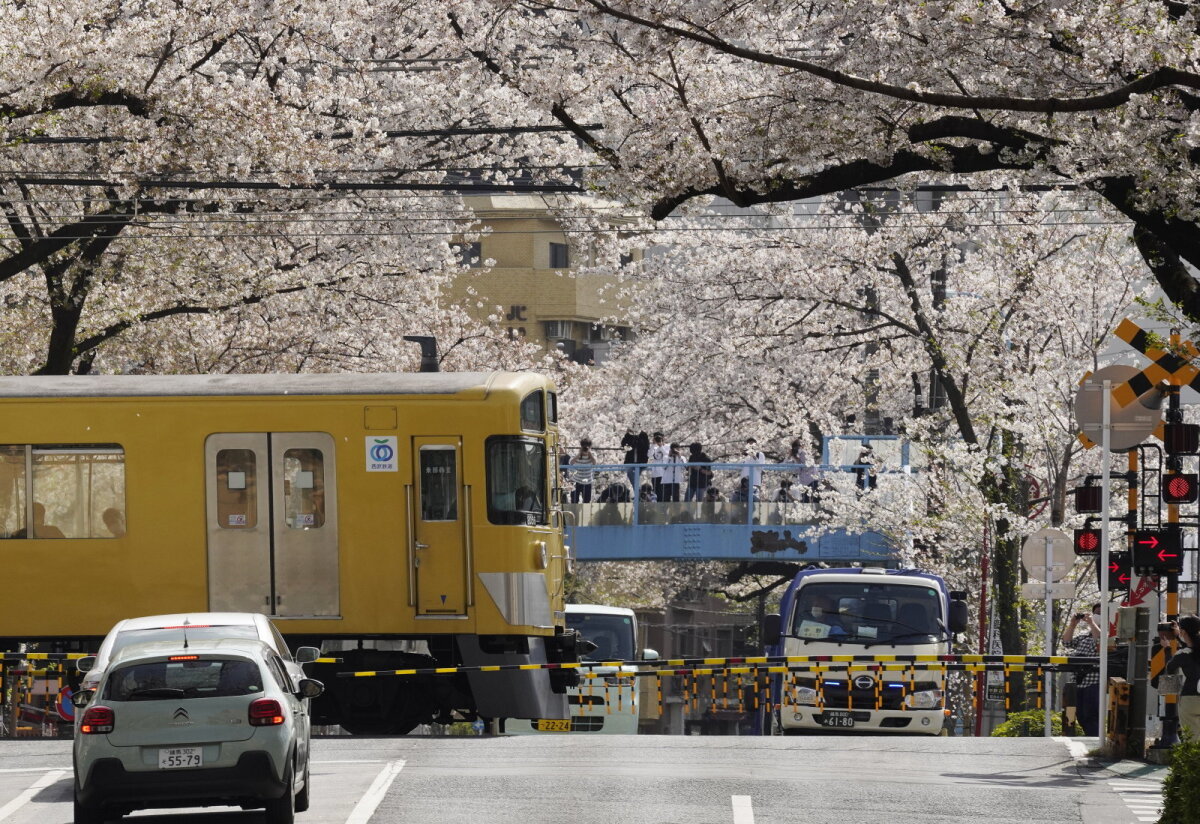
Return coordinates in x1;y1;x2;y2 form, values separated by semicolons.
110;613;267;633
109;638;275;667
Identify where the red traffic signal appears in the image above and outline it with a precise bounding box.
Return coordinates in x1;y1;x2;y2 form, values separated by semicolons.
1097;551;1132;592
1074;486;1103;513
1163;473;1200;505
1073;528;1102;556
1131;529;1183;575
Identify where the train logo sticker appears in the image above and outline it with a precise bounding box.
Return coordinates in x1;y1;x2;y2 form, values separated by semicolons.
366;437;398;472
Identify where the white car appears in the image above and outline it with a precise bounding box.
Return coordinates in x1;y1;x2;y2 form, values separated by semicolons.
78;613;320;694
72;638;323;824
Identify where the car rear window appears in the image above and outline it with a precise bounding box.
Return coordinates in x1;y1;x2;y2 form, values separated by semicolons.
104;658;264;701
110;626;259;658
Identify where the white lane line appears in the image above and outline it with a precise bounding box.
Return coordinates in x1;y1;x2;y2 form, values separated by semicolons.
316;760;385;764
1052;736;1091;760
0;769;66;822
731;795;755;824
0;768;66;774
345;759;405;824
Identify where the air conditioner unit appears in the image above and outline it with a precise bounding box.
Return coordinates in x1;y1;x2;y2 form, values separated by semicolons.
543;320;574;339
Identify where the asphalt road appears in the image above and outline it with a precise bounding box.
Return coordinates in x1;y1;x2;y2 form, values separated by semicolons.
0;735;1163;824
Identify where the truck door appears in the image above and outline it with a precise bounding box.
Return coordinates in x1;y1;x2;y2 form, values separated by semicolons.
205;433;339;617
411;437;468;616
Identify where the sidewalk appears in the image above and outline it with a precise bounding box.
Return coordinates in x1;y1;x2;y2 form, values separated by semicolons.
1056;736;1172;779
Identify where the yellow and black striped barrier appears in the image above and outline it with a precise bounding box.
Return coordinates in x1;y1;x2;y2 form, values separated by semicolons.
337;653;1099;679
0;653;90;661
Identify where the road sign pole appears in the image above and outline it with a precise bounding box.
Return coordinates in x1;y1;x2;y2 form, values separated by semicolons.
1044;535;1053;737
1099;379;1111;751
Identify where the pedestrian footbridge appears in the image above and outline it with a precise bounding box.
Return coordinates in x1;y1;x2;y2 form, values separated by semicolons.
562;461;905;563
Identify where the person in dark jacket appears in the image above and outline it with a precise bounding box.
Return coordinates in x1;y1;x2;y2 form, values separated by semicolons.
1167;614;1200;739
685;442;713;502
621;429;650;487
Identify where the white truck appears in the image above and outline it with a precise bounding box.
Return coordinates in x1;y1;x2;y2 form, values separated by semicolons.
763;567;969;735
507;604;656;734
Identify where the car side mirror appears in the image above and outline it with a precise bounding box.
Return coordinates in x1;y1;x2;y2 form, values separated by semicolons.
642;648;660;661
297;678;324;700
761;613;782;647
71;689;95;709
294;646;322;664
76;655;97;674
948;600;969;634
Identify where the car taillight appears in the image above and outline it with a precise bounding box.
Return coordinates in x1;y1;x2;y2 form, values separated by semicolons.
248;698;285;726
80;706;114;734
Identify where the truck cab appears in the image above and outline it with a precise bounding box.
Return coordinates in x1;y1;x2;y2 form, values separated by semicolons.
764;567;968;735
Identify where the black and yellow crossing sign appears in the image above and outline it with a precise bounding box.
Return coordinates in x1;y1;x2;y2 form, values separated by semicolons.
1112;319;1200;408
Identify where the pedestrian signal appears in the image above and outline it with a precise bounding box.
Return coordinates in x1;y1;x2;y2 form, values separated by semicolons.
1162;473;1200;505
1073;528;1102;556
1097;551;1132;592
1073;486;1103;513
1131;529;1183;575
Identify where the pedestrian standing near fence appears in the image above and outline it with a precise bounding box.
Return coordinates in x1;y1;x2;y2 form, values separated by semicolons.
569;439;596;503
1167;614;1200;739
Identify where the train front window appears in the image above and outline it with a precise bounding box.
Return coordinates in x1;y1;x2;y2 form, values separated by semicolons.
520;391;545;432
487;437;547;525
29;445;125;539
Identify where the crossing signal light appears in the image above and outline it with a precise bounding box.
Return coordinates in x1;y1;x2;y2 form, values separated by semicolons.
1131;529;1183;575
1163;473;1200;505
1073;528;1102;556
1165;422;1200;455
1098;551;1132;592
1074;486;1103;513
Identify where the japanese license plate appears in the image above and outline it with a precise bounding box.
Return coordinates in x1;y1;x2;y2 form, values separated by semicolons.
819;711;855;728
535;719;572;732
158;747;203;769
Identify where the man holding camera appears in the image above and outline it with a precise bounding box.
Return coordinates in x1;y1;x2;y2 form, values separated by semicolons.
1062;603;1102;736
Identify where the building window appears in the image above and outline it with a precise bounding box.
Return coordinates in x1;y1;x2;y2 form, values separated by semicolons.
549;242;569;268
459;241;483;268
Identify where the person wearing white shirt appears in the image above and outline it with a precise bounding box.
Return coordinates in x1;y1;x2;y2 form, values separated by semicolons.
740;437;766;497
648;431;668;500
660;443;687;501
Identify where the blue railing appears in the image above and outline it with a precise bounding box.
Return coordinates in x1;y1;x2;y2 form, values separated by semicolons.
559;463;904;563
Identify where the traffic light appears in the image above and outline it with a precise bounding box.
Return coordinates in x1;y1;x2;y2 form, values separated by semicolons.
1162;473;1200;504
1165;422;1200;455
1074;485;1103;513
1097;551;1132;592
1073;527;1102;556
1131;529;1184;575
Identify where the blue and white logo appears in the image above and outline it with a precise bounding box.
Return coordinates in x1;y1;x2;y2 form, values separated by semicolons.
366;436;399;472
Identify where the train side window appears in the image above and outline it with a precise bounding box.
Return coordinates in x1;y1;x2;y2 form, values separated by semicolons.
520;390;545;432
30;445;125;539
0;445;26;539
216;449;258;530
547;391;558;425
419;446;458;521
283;449;325;529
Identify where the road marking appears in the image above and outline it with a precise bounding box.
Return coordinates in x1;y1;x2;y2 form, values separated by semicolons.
1052;736;1090;760
731;795;755;824
316;759;385;764
345;759;405;824
0;769;66;822
0;768;67;774
1107;779;1163;823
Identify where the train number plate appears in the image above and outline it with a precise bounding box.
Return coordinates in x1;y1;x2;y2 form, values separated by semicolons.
819;711;855;728
159;747;203;769
535;719;572;732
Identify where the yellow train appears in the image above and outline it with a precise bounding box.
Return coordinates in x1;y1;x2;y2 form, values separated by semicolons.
0;370;577;733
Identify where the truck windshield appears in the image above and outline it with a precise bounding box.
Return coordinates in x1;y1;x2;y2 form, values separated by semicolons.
566;612;635;661
790;582;943;645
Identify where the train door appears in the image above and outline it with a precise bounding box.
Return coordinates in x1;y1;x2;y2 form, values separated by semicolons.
205;433;339;617
411;437;467;616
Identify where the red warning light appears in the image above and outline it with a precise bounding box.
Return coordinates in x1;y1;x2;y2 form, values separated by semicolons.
1073;528;1102;555
1163;473;1199;505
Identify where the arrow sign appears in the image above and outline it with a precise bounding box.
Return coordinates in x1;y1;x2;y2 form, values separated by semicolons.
1158;549;1179;561
1131;529;1183;574
1137;535;1160;549
1119;573;1130;584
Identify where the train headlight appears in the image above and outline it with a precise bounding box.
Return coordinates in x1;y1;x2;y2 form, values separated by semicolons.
795;686;818;706
904;690;943;710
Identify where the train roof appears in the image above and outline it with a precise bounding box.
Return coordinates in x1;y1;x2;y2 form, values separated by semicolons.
0;372;549;399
